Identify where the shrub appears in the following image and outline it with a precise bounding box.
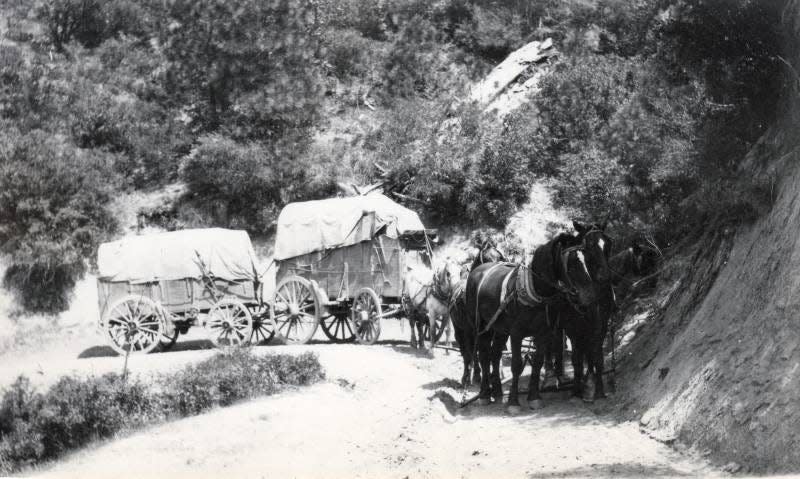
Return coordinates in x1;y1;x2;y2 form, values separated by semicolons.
161;0;325;140
322;28;383;80
68;85;186;187
382;17;450;99
181;135;336;234
38;0;106;51
0;129;118;313
0;350;324;474
461;136;531;227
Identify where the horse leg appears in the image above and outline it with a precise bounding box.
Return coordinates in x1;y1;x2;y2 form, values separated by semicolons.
471;344;482;385
454;327;472;387
416;317;426;350
554;328;565;379
408;317;418;349
477;333;492;405
507;334;523;413
570;335;584;398
490;331;507;403
592;335;607;399
542;333;559;390
582;339;597;403
526;338;546;410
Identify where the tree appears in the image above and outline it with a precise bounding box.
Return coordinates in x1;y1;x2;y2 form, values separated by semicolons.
0;128;117;312
161;0;325;141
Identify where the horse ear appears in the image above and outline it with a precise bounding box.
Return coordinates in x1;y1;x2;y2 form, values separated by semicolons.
572;221;587;235
600;221;608;230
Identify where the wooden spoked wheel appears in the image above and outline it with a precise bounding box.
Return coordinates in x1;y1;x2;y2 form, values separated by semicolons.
104;295;164;355
423;314;448;343
350;288;382;345
159;322;180;352
249;305;275;345
206;298;253;347
320;314;356;343
271;276;320;345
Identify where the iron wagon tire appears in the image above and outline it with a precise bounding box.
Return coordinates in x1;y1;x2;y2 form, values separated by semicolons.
206;298;253;347
103;295;164;356
271;276;320;345
350;288;382;345
320;313;356;343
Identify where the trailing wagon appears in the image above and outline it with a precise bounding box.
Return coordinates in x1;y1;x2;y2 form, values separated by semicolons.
96;228;273;354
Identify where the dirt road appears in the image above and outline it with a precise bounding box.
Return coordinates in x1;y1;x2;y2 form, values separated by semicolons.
0;322;721;478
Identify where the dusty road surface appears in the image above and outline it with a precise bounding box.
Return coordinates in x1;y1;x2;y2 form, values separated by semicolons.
0;321;721;479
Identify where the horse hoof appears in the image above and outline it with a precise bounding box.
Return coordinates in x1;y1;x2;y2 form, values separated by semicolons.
478;397;491;406
507;404;522;415
528;399;544;410
582;396;595;404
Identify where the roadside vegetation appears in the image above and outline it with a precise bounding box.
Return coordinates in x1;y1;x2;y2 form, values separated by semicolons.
0;0;785;313
0;349;324;474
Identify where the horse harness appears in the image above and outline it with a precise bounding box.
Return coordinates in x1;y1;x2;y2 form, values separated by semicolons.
474;262;562;335
402;269;451;320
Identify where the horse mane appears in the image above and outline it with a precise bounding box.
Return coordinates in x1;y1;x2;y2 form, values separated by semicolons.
529;232;580;295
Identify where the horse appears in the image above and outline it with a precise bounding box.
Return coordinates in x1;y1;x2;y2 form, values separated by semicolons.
450;239;509;387
561;233;663;400
466;222;613;412
403;259;462;351
469;239;507;271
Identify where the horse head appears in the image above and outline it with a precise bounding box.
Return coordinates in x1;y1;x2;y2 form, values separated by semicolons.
573;221;614;285
433;259;462;301
471;240;507;270
632;234;662;275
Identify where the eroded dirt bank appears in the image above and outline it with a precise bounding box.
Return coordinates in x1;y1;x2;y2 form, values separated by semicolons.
614;2;800;473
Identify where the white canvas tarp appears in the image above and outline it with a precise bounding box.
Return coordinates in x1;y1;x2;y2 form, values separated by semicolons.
274;194;426;260
98;228;258;284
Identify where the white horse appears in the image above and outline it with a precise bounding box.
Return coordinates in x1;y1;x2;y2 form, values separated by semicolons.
403;258;462;351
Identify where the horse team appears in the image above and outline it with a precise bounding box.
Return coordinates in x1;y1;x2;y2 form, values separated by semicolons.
421;222;660;413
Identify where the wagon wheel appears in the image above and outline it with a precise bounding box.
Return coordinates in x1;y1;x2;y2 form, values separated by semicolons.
350;288;382;345
159;322;180;352
423;314;448;343
206;298;252;347
271;276;320;345
103;295;164;355
249;305;275;345
320;314;356;343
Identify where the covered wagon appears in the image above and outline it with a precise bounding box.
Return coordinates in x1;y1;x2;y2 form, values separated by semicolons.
271;194;437;345
96;228;273;354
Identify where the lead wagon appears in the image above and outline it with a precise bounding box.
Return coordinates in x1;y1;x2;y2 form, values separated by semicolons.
96;228;274;354
270;194;437;345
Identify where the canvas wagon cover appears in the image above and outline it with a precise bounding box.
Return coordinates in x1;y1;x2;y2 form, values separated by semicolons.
97;228;258;284
274;194;426;260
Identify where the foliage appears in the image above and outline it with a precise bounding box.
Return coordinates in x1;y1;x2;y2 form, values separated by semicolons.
322;28;384;80
181;135;336;234
0;350;324;474
161;0;325;140
0;128;117;312
381;17;452;99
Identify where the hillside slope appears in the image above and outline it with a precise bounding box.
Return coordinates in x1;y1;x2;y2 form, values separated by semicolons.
617;2;800;472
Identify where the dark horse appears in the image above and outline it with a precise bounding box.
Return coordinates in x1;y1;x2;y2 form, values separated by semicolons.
450;239;508;387
466;222;613;411
557;231;662;400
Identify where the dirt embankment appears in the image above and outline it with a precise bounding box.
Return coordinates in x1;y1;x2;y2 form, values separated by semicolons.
614;3;800;473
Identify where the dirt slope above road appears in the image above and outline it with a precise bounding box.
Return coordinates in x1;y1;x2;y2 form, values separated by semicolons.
27;323;718;479
615;2;800;473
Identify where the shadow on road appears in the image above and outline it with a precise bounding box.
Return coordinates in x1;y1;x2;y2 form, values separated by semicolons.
527;462;692;478
78;339;216;358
